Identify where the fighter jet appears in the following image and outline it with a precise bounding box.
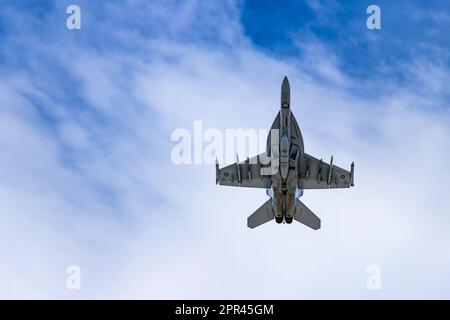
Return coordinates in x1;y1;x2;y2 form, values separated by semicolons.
216;76;354;230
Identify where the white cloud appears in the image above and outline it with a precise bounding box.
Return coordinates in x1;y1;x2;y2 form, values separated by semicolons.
0;1;450;299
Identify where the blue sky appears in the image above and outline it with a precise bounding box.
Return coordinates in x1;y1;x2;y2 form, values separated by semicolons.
242;0;450;94
0;1;450;298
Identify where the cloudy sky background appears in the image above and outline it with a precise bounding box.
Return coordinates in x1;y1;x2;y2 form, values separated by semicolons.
0;0;450;298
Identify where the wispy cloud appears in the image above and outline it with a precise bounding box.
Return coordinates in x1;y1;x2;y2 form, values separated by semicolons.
0;1;449;298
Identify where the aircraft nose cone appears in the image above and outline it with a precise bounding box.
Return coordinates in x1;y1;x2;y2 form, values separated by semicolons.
281;76;290;107
282;76;290;93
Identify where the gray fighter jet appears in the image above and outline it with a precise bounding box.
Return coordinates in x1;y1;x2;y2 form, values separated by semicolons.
216;76;354;229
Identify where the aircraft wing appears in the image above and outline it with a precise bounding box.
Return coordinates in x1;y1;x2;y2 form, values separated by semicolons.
299;153;354;189
216;153;272;188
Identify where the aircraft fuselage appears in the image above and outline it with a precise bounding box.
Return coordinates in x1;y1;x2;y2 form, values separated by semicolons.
268;76;302;224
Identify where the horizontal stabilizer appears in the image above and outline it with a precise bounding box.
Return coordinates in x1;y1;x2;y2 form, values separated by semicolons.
247;199;274;229
294;199;321;230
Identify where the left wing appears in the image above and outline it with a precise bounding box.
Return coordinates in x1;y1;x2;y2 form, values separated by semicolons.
298;153;354;189
216;153;272;188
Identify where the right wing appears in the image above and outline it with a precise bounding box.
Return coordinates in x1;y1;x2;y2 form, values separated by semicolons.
299;153;354;189
216;152;272;188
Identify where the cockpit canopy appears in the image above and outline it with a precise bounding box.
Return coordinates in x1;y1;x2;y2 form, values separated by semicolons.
290;144;299;160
